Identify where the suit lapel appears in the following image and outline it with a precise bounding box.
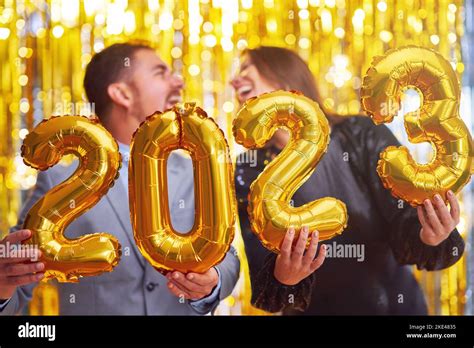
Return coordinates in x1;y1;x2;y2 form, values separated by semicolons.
105;180;146;269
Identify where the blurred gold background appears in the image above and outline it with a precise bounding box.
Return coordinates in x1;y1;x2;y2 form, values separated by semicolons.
0;0;472;315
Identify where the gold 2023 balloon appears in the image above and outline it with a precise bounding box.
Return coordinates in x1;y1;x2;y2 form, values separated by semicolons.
129;103;235;274
233;90;348;253
21;116;122;282
361;46;474;206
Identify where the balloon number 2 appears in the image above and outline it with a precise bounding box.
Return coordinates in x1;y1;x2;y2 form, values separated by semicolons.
361;46;474;206
21;116;122;282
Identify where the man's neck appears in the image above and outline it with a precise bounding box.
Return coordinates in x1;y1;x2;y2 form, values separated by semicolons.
102;111;140;146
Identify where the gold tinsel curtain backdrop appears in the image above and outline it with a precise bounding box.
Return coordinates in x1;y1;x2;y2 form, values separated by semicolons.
0;0;472;315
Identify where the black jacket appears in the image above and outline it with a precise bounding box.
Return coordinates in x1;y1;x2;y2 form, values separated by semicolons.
235;116;465;315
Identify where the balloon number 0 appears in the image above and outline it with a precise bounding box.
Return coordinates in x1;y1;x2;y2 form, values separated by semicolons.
361;46;474;206
21;116;122;283
129;103;236;274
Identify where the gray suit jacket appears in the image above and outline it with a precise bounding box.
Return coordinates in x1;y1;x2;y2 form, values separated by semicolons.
1;153;240;315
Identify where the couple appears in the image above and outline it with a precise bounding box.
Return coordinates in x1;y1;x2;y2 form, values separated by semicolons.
0;43;463;315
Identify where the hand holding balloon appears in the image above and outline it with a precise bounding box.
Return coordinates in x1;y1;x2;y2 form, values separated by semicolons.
166;267;219;300
0;229;43;300
273;226;327;286
417;190;460;246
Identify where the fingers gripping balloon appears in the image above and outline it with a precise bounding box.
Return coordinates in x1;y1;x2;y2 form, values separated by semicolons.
21;116;122;283
129;103;236;274
361;46;474;206
233;90;348;253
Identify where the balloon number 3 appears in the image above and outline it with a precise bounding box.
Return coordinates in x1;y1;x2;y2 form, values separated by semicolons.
233;90;348;253
129;103;236;274
21;116;122;283
361;46;474;206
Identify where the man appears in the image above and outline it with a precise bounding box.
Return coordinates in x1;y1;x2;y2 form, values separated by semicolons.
0;43;240;315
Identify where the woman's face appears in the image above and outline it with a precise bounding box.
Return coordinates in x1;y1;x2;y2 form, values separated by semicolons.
230;54;290;149
230;55;279;106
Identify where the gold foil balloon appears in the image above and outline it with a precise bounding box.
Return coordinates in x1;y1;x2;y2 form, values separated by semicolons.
361;46;474;206
233;90;348;253
21;116;122;282
129;103;236;274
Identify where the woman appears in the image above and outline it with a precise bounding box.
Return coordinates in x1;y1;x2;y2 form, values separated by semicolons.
231;46;464;315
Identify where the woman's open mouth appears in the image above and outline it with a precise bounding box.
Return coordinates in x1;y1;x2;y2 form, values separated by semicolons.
236;84;254;103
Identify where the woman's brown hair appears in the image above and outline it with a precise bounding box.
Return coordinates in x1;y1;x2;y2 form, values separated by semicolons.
244;46;344;124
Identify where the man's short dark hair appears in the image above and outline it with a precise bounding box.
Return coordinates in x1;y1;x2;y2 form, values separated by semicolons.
83;42;153;121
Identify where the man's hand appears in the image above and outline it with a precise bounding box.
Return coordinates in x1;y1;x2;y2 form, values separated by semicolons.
166;267;219;300
274;226;326;286
417;190;460;247
0;229;44;300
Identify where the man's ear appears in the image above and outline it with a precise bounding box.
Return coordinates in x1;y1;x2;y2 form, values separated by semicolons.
107;82;133;109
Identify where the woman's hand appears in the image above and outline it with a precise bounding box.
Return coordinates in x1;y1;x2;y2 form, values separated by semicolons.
417;190;460;247
274;226;327;286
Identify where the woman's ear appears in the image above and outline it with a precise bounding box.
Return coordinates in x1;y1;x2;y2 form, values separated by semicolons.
107;82;133;109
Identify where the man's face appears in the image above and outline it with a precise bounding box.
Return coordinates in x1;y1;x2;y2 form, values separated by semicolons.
128;49;184;121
